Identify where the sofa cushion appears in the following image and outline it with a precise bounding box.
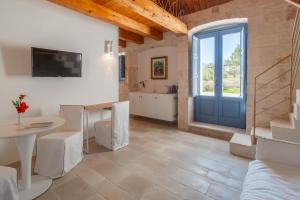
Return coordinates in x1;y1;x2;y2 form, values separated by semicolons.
241;160;300;200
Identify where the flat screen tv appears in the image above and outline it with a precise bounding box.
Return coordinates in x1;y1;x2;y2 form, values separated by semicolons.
31;47;82;77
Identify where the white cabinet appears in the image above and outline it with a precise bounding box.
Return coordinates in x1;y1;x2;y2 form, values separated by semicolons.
129;92;177;122
129;93;142;115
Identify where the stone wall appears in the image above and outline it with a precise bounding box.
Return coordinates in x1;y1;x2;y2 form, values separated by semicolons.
119;47;139;101
123;32;182;92
120;0;298;132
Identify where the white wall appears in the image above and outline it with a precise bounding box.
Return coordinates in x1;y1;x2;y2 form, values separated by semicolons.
137;46;178;93
0;0;119;164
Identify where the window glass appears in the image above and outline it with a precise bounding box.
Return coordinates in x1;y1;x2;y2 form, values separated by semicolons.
199;37;215;96
222;32;242;97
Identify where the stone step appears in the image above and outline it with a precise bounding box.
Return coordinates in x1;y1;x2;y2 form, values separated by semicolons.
297;90;300;105
269;117;300;143
188;122;244;141
272;126;300;143
252;123;300;143
271;118;298;140
290;113;300;129
294;103;300;120
270;119;293;129
229;133;255;159
251;127;272;139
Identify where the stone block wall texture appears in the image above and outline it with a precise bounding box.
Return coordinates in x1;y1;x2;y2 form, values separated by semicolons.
120;0;298;132
119;48;139;101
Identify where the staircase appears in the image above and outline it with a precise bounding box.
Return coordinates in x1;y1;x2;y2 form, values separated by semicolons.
230;90;300;159
252;90;300;143
230;7;300;159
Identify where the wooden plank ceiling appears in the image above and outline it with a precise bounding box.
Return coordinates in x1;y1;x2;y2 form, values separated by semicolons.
48;0;233;47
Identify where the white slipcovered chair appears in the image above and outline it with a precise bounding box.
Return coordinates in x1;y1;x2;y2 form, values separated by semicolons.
0;166;19;200
94;101;129;151
34;105;84;178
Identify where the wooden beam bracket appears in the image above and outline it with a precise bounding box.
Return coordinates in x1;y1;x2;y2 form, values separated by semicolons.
119;39;126;48
119;28;144;44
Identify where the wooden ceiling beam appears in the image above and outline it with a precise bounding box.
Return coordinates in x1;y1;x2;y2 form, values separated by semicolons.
286;0;300;7
109;0;187;34
119;28;144;44
48;0;163;40
119;39;126;48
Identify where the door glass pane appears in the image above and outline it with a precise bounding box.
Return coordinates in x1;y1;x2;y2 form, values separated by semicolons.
200;37;215;96
222;32;242;97
192;36;199;96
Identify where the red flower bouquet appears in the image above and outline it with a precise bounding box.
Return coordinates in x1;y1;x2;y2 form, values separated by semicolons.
12;94;29;125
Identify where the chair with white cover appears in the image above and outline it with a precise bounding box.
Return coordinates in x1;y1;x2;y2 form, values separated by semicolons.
94;101;129;151
34;105;84;179
0;166;19;200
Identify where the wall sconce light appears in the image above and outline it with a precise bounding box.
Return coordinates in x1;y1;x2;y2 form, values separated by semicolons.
104;40;113;57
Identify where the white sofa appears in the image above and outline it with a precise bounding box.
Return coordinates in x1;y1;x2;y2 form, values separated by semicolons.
240;137;300;200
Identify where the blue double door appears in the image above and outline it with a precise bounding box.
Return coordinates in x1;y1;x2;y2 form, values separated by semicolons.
193;25;247;129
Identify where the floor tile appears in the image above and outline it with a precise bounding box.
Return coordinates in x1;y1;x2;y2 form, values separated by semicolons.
36;189;59;200
118;174;155;199
228;167;248;180
53;176;96;200
207;171;243;190
93;179;135;200
141;187;180;200
168;167;211;193
73;163;106;186
207;183;241;200
36;118;250;200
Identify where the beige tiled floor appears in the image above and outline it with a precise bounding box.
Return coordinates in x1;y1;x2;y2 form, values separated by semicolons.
37;118;250;200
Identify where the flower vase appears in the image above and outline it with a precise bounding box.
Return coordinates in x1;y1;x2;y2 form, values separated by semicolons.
17;113;21;126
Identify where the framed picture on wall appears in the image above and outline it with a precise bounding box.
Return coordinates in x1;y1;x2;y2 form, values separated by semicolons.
151;56;168;79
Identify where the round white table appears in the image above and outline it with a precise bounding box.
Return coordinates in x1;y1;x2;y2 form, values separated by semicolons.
0;116;65;200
